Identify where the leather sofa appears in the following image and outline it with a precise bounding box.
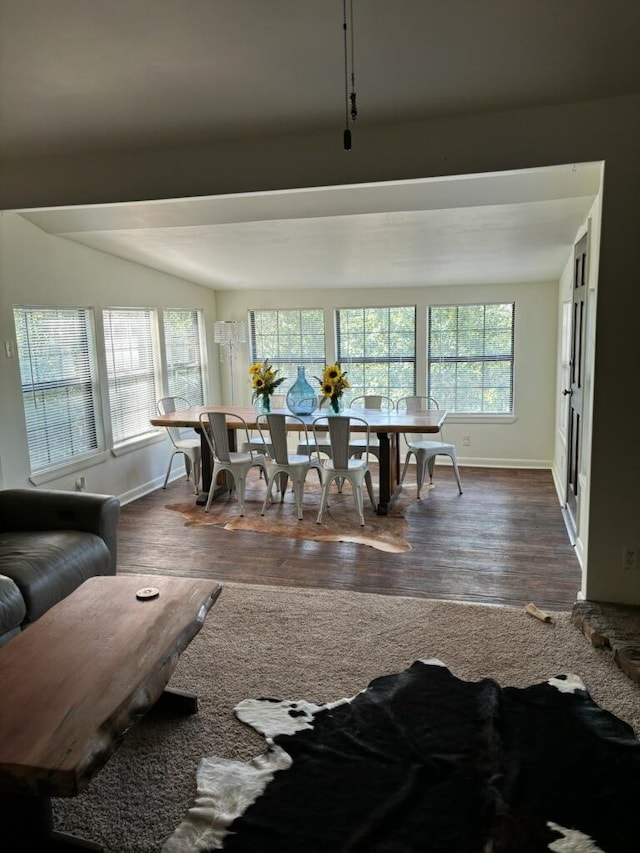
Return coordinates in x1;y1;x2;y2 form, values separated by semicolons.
0;488;120;646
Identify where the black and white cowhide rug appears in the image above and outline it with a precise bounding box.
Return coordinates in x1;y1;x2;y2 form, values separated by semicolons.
163;660;639;852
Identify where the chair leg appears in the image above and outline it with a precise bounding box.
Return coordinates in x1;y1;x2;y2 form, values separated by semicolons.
365;471;376;511
450;452;463;494
317;476;333;523
162;451;176;489
292;479;305;521
415;453;428;499
353;481;365;526
236;476;246;516
400;451;412;487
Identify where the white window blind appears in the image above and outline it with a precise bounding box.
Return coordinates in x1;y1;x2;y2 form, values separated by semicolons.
103;308;160;444
336;306;416;403
428;303;515;414
163;309;205;405
249;309;326;395
13;307;101;472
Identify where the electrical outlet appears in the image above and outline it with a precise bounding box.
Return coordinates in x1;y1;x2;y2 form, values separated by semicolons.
462;435;470;447
622;546;638;569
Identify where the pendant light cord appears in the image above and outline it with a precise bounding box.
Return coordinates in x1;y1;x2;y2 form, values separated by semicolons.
342;0;357;149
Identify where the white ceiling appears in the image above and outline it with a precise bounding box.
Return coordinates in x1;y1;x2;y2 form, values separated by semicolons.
3;0;632;290
19;163;601;290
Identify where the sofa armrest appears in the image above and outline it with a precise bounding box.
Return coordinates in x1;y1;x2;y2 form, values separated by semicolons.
0;489;121;573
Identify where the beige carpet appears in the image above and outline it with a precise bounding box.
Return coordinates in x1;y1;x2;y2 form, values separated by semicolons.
165;472;415;553
52;582;640;853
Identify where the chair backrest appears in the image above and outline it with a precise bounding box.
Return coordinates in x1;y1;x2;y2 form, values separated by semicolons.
257;413;310;464
157;396;192;446
199;411;251;463
313;415;370;469
397;396;443;444
397;395;439;413
350;395;395;411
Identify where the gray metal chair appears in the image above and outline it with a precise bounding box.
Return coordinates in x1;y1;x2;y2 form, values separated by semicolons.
313;414;376;526
397;396;462;497
199;411;267;515
157;396;201;494
258;413;322;520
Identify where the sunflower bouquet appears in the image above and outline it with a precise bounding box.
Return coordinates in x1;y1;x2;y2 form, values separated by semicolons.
316;363;350;414
248;360;285;412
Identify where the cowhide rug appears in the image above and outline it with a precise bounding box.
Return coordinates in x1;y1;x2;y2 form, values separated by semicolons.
163;660;640;852
165;473;415;553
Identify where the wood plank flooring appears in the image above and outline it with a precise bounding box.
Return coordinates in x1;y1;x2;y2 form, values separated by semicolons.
117;465;582;611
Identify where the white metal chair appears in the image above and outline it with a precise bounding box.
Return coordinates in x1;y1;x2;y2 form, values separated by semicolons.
397;396;463;497
348;394;395;462
258;413;322;520
296;395;332;458
242;393;285;462
199;411;267;515
313;415;376;526
157;396;201;494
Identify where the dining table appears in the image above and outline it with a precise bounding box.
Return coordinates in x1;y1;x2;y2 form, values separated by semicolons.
150;404;447;516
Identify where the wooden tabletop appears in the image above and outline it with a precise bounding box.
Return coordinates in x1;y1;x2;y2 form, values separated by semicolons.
0;575;222;797
151;404;446;434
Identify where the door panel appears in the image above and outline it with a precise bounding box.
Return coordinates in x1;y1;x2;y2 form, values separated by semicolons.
565;233;588;530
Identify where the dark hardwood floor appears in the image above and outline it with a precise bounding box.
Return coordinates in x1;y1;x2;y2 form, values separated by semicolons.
117;465;582;611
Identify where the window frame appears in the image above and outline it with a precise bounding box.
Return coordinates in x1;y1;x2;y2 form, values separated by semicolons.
335;305;417;404
161;308;206;406
427;302;515;415
248;308;326;396
103;307;163;447
13;305;105;477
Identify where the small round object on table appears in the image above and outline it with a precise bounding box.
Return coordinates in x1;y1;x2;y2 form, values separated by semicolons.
136;587;160;600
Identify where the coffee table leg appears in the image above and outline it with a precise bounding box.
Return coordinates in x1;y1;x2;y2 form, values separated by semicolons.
156;685;199;714
1;793;103;851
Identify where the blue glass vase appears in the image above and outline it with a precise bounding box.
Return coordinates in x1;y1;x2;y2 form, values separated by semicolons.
286;366;316;416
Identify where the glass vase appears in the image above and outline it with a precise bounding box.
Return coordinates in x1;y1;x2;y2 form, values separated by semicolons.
329;395;344;415
255;394;271;414
286;366;316;416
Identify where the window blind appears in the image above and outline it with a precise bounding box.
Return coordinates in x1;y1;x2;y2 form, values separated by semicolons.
336;306;416;403
428;303;514;414
13;307;101;472
249;308;326;394
103;308;159;443
163;309;205;405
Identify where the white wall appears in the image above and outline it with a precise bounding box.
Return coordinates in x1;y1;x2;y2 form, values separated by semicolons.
0;211;219;501
2;93;639;604
218;281;559;469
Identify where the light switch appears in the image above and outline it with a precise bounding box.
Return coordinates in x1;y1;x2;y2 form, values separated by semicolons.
4;341;15;358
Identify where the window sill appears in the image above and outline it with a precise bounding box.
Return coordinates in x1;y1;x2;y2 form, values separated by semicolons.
111;432;166;457
445;414;517;425
29;451;111;486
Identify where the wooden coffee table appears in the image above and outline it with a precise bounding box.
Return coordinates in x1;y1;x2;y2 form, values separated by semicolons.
0;574;222;851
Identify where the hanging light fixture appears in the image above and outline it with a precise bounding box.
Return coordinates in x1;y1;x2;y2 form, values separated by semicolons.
342;0;357;150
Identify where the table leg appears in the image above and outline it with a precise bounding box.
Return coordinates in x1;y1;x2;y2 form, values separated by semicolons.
376;432;399;516
1;794;103;851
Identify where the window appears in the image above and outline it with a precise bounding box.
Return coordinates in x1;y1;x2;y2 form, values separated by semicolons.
13;307;101;472
163;309;205;405
428;303;514;414
103;308;160;444
249;309;325;394
335;306;416;403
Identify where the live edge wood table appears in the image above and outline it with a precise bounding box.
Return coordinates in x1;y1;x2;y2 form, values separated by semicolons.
0;574;222;851
150;404;447;516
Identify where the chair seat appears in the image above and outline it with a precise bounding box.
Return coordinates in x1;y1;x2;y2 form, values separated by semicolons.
400;440;463;497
